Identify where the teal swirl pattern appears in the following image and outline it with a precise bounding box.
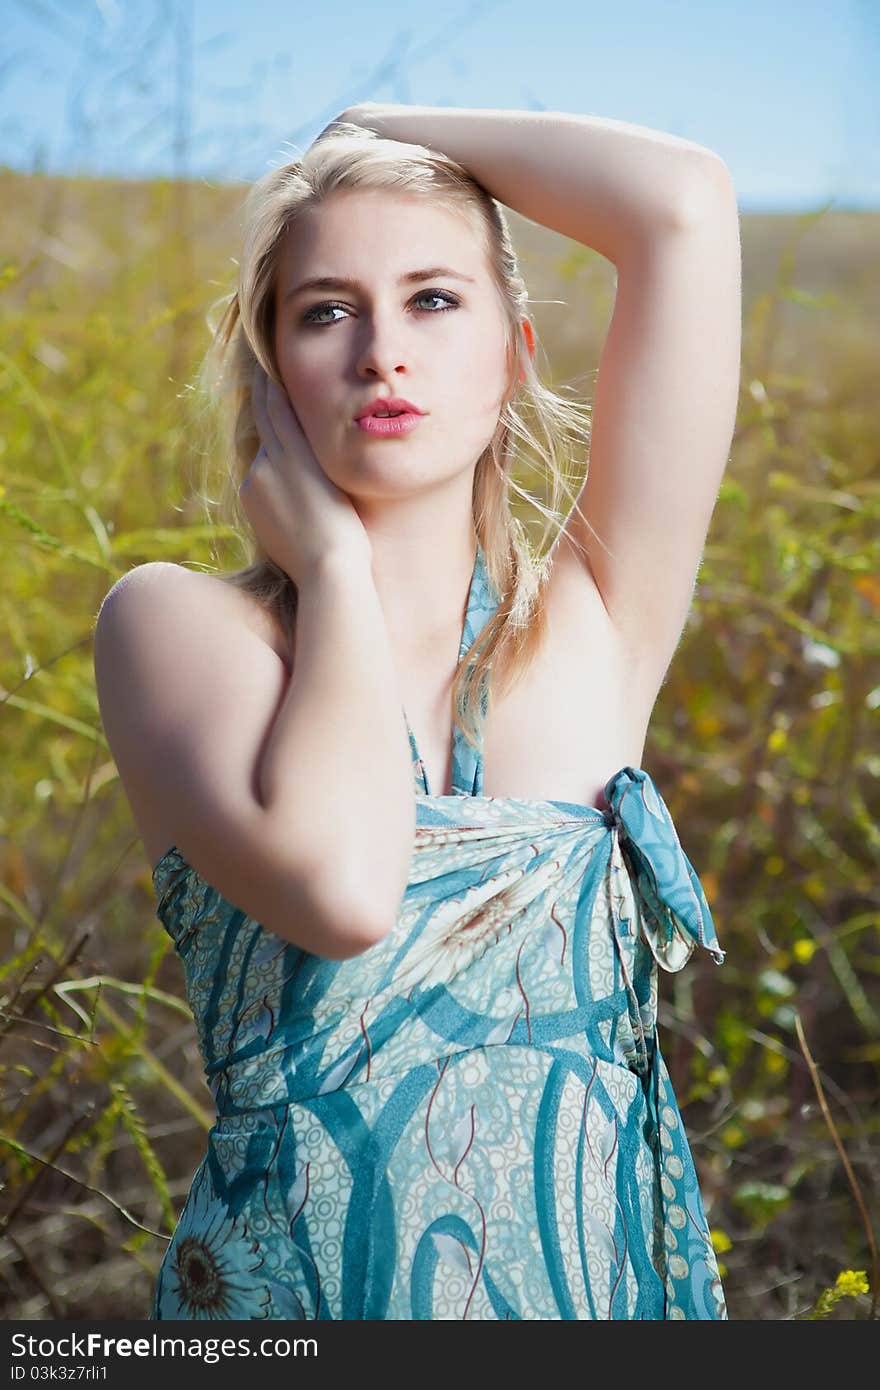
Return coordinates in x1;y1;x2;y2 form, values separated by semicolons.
150;542;727;1320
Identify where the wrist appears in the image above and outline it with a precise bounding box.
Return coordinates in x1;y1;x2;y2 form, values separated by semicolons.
303;543;374;587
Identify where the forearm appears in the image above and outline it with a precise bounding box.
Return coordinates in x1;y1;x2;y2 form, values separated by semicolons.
258;551;415;935
343;102;726;267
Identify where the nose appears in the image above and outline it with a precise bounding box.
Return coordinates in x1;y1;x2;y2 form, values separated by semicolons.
354;307;409;380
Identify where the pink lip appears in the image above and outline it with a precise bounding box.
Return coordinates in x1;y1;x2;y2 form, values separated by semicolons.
354;397;424;420
356;412;423;437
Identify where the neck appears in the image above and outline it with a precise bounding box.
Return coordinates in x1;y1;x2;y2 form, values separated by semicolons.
353;486;478;646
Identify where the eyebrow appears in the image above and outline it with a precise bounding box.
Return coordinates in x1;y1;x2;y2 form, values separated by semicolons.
283;265;476;302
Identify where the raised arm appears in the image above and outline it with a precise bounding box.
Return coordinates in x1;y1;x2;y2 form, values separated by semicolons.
341;103;742;694
337;102;723;263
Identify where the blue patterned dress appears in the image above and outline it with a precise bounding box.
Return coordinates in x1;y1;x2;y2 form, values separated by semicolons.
151;540;727;1320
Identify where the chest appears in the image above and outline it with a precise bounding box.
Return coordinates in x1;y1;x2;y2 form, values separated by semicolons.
396;553;656;811
250;545;659;814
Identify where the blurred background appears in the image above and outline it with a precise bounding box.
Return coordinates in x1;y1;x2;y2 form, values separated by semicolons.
1;0;877;1321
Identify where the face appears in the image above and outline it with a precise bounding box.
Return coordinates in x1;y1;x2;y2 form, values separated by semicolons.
272;189;515;501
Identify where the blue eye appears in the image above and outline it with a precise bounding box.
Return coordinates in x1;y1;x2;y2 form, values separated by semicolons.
302;289;460;326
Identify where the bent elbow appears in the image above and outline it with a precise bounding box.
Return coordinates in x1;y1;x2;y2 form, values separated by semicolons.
332;896;398;958
308;871;400;960
671;153;737;231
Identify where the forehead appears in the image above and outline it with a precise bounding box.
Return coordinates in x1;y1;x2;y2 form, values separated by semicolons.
277;188;488;279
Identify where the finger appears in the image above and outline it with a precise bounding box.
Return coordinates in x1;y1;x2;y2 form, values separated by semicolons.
251;362;281;456
239;445;266;490
239;446;259;495
265;375;304;449
264;375;298;433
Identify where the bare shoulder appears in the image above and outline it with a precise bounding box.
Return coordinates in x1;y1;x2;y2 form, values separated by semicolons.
97;560;219;627
98;562;287;658
93;561;291;872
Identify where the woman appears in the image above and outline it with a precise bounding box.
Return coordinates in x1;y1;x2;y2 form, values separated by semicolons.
94;102;741;1319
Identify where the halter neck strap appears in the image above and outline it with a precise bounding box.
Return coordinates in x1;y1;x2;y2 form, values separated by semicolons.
404;539;500;798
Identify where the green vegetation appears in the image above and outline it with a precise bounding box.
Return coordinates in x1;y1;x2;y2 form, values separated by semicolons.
0;167;877;1319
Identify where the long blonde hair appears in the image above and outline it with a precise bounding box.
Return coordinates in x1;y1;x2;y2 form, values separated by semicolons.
193;121;596;752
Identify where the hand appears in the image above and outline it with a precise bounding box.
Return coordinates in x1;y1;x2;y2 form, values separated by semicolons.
240;362;372;587
313;104;372;143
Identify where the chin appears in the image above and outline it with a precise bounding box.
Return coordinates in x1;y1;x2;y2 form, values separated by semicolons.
345;453;467;498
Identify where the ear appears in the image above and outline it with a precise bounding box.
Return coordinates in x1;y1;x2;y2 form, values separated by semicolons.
518;316;535;384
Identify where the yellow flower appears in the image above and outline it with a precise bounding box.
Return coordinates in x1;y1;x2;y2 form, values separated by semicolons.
695;712;723;738
793;938;816;964
835;1270;869;1297
763;1050;788;1076
711;1229;733;1254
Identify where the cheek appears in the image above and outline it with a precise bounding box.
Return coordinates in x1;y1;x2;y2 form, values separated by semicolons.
442;320;507;400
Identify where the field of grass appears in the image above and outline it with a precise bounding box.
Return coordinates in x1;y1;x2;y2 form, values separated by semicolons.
1;166;877;1319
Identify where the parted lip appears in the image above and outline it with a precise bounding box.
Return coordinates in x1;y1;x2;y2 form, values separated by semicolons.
354;396;425;420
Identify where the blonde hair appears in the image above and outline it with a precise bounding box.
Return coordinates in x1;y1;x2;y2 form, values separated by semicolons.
193;121;596;753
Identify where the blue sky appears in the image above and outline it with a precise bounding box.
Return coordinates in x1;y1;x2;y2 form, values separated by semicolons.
3;0;878;210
